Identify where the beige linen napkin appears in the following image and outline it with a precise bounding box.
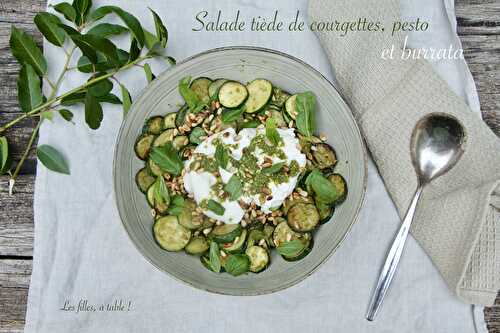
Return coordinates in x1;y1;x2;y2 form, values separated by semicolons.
309;0;500;305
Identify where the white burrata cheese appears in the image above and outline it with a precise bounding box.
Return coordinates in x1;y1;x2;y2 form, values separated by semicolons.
183;126;306;224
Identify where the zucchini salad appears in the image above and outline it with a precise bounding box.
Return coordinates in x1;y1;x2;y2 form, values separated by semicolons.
134;76;347;276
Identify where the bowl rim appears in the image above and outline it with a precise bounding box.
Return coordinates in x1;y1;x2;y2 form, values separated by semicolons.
113;45;368;296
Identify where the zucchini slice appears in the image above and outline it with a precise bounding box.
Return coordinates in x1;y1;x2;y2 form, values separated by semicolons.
218;81;248;108
284;94;298;119
282;194;314;215
269;109;287;128
245;245;269;273
208;78;228;100
222;229;247;254
244;79;273;113
153;216;191;251
247;229;266;247
317;200;335;224
135;134;155;160
273;221;302;247
312;143;337;169
135;167;155;193
185;236;210;255
175;104;189;127
172;135;189;150
190;77;212;103
148;158;163;177
164;112;177;129
178;199;205;230
144;116;164;135
271;87;291;108
153;129;175;147
328;174;348;204
209;224;242;243
287;202;320;232
281;235;313;262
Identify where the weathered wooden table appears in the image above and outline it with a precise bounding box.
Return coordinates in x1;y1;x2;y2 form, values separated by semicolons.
0;0;498;332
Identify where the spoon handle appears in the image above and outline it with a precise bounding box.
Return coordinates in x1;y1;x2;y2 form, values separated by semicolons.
366;186;424;321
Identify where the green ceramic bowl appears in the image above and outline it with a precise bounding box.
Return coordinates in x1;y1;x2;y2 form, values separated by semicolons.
113;47;367;295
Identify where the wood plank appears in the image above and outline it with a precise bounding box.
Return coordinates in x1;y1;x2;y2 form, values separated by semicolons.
456;0;500;35
0;259;31;332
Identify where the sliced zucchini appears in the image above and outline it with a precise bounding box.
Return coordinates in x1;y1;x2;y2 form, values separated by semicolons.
175;104;189;127
135;134;155;160
135;167;155;193
153;129;175;147
313;143;337;169
208;78;228;100
269;109;287;128
190;77;212;103
328;174;348;203
247;229;266;247
281;235;313;262
185;236;210;255
271;87;291;108
153;216;191;251
285;94;298;119
218;81;248;108
209;224;242;243
222;229;247;254
245;245;269;273
287;203;320;232
144;116;164;135
172;135;189;150
273;221;302;247
317;200;335;224
178;199;205;230
244;79;273;113
164;112;177;129
263;224;275;247
282;194;314;215
148;158;163;177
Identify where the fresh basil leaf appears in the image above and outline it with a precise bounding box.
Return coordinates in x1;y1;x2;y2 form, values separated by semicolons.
84;93;103;130
17;64;43;113
150;143;183;176
224;254;250;276
189;127;206;145
34;12;66;47
0;137;12;175
277;239;307;258
167;194;185;215
171;194;185;207
214;143;229;169
58;109;74;121
221;106;245;124
143;63;155;83
207;199;225;216
265;118;281;146
153;176;170;206
295;92;316;137
209;242;221;273
10;26;47;76
262;162;285;175
87;75;113;97
149;8;168;48
305;169;338;204
36;144;70;175
178;76;204;113
240;119;260;129
87;23;128;37
72;0;92;25
88;6;145;47
120;84;132;116
52;2;77;22
224;175;243;201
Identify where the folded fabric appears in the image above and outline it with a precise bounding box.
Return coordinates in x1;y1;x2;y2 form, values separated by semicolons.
309;0;500;305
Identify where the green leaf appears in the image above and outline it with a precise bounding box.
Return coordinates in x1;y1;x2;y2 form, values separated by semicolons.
178;76;204;113
149;8;168;48
144;29;159;50
58;109;74;121
99;93;122;105
10;26;47;76
128;37;140;62
188;127;206;145
262;162;285;175
224;254;250;276
295;92;316;137
84;92;103;130
17;64;43;113
0;137;12;175
78;34;119;66
88;6;145;47
61;92;121;105
40;110;54;121
72;0;92;25
265;118;281;146
221;106;245;124
153;176;170;206
240;119;260;129
167;195;185;216
120;84;132;116
52;2;77;22
207;199;225;216
165;56;176;65
58;23;80;36
150;143;183;176
224;175;243;201
36;144;70;175
277;239;307;258
209;242;221;273
76;49;128;73
305;169;338;204
143;63;155;83
34;12;66;47
87;75;113;97
214;143;229;169
87;23;128;37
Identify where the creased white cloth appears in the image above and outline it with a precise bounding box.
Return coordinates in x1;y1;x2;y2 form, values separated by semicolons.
25;0;488;332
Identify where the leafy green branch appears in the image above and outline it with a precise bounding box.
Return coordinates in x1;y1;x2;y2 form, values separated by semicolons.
0;0;176;195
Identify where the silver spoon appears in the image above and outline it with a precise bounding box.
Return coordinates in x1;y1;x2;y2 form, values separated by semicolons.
366;114;466;321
